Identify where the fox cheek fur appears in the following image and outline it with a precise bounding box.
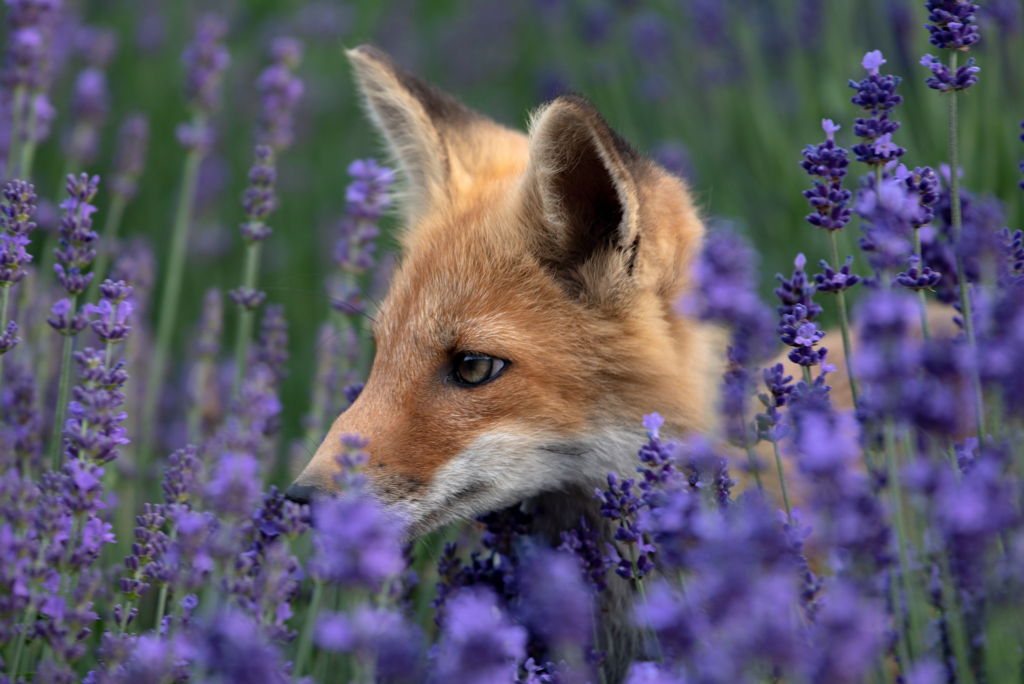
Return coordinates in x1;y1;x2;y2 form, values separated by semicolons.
286;45;716;537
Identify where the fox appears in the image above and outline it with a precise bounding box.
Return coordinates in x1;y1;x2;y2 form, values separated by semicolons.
286;45;719;680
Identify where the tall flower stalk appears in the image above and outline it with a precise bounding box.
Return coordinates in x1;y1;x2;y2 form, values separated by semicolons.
86;114;149;303
141;15;229;464
800;119;860;409
920;1;985;442
229;38;302;399
47;173;99;470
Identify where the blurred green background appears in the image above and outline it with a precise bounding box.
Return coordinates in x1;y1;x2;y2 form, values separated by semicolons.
25;0;1024;475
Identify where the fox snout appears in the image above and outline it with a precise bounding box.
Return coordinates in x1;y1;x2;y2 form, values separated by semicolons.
286;46;714;536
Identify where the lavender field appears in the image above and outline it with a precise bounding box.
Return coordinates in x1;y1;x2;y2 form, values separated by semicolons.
1;1;1024;683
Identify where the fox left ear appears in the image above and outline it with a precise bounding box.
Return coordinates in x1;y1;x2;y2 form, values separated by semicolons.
523;95;643;299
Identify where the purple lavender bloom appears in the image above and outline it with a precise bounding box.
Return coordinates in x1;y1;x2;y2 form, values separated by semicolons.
683;229;774;366
64;66;109;167
1;359;43;470
84;281;133;345
679;435;736;508
778;303;831;370
228;286;266;311
625;662;685;684
189;608;289;684
316;606;423;680
309;491;405;587
855;175;920;280
204;451;261;518
182;14;230;115
62;348;130;466
110;114;149;200
52;173;100;298
254;302;288;385
239;145;276;243
629;11;671;63
924;1;981;49
814;255;860;293
162;444;200;507
3;1;59;90
849;51;906;166
516;549;591;647
334;158;393;277
803;580;888;683
854;290;921;421
47;296;88;335
256;37;304;151
801;120;853;231
559;515;610;592
433;587;528;684
893;255;942;291
775;253;823;320
652;140;697;185
920;53;980;91
0;180;37;292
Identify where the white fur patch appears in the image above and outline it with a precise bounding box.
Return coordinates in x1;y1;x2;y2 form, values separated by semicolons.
391;424;647;536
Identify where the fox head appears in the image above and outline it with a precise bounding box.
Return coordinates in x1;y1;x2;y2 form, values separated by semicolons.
286;46;716;536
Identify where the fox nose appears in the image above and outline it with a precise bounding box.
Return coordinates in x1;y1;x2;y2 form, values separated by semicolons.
284;482;319;505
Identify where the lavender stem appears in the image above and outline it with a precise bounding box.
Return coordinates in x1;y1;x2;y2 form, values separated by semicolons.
911;227;931;340
231;240;263;398
49;293;77;470
293;579;324;680
771;438;792;518
85;193;128;303
18;92;40;180
946;49;987;444
828;230;860;408
141;124;206;466
5;86;25;177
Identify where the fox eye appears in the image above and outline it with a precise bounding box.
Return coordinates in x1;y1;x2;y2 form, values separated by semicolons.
452;353;507;387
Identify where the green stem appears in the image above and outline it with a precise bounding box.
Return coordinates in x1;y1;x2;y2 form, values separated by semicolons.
140;129;206;468
589;600;608;684
771;438;792;519
231;240;263;398
50;294;78;471
828;230;860;410
911;227;931;341
628;545;663;663
8;606;31;681
938;551;977;684
801;365;813;386
18;92;39;181
945;50;987;445
85;193;129;304
119;599;134;636
5;86;25;178
884;421;926;663
293;579;324;680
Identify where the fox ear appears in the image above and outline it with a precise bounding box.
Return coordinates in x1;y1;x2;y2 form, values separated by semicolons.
524;96;643;299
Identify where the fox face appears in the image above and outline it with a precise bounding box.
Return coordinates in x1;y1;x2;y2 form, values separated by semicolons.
286;46;716;537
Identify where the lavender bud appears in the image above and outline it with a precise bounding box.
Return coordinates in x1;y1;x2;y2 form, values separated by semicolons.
182;14;230;115
111;115;149;199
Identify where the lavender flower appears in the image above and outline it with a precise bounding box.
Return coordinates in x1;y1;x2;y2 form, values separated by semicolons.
433;587;528;684
893;255;942;290
775;253;822;320
256;37;304;152
801;119;852;231
779;303;832;371
814;255;860;293
559;516;610;592
329;159;393;315
595;472;654;580
316;606;423;680
176;14;229;152
254;302;288;384
109;115;149;200
309;490;405;588
923;1;981;49
0;179;36;288
62;346;129;468
204;452;261;519
84;280;133;346
188;608;290;684
52;173;100;299
848;51;905;167
64;66;109;168
1;359;42;470
516;549;592;648
239;145;276;244
920;53;980;91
